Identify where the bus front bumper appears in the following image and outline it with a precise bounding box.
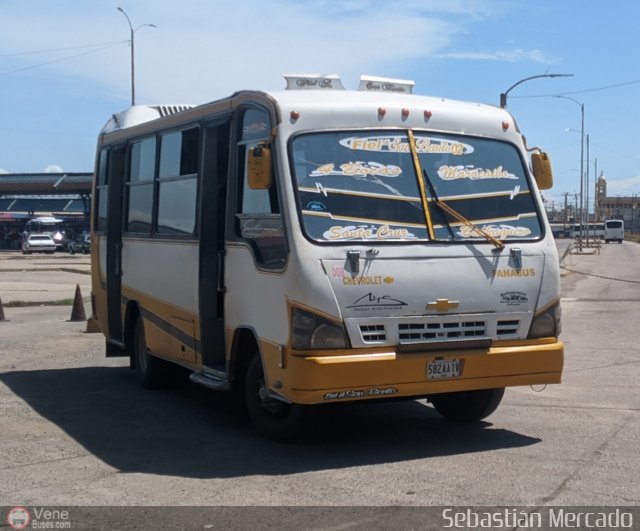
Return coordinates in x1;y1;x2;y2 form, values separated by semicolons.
276;339;564;405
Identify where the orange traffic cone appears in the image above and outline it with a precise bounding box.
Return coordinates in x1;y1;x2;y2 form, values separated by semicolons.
69;284;87;322
0;297;6;322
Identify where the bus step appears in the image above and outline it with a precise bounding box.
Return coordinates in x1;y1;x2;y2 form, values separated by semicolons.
189;370;231;392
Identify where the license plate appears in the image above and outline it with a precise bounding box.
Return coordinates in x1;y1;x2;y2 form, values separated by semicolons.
426;358;463;379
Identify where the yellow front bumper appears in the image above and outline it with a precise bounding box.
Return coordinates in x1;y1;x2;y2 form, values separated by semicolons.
272;338;563;405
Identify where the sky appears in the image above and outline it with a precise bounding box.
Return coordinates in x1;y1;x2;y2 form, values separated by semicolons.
1;0;640;211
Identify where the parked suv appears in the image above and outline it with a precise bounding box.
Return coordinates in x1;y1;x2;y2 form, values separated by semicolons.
68;234;91;254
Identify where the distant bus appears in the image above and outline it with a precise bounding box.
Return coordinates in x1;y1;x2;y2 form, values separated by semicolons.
570;223;604;240
24;216;65;248
604;219;624;243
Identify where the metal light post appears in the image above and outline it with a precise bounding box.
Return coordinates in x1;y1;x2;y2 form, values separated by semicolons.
583;135;595;245
557;95;585;245
117;7;156;106
499;73;573;108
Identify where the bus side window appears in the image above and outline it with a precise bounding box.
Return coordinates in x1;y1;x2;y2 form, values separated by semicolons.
157;127;199;236
235;107;287;270
95;149;109;233
126;136;156;234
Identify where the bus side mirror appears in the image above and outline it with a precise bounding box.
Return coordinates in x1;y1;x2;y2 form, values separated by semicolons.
247;143;272;189
531;152;553;190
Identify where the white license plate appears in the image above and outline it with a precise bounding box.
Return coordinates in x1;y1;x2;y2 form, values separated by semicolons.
426;358;463;379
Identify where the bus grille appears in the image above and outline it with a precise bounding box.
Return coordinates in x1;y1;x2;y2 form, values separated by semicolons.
357;317;522;346
497;319;520;335
398;320;486;341
360;324;386;342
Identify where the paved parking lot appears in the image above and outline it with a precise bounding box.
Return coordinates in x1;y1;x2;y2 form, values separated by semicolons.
1;243;638;519
0;251;91;306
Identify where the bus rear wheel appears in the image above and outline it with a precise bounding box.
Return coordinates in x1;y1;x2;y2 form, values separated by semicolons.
244;354;305;441
429;388;505;422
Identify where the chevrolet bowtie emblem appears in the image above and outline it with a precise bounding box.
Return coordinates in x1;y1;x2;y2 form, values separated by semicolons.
427;299;460;312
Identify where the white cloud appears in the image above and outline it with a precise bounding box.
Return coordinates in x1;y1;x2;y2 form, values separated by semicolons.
0;0;487;104
44;165;64;173
0;168;9;174
435;48;553;63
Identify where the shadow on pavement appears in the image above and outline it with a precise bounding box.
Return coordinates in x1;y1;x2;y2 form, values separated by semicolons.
0;366;541;479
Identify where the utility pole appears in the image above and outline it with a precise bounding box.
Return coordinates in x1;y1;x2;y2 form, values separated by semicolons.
563;192;569;236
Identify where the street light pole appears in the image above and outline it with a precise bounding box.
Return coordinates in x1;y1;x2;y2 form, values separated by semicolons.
117;7;156;106
557;95;585;245
586;134;590;227
499;73;573;108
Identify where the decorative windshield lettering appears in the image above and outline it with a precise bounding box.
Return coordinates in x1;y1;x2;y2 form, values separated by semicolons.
292;131;543;243
310;161;402;178
323;224;417;241
458;224;532;239
339;135;472;155
437;165;518;181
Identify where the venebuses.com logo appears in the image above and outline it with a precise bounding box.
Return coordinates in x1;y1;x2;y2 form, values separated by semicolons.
7;506;31;530
6;506;71;529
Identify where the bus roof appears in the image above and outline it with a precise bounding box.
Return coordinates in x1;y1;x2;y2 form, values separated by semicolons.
99;74;520;143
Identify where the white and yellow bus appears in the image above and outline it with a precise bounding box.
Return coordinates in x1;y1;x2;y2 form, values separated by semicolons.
90;74;564;440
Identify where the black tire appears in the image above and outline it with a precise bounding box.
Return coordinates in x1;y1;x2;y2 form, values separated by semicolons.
132;317;167;389
244;354;305;441
429;388;505;422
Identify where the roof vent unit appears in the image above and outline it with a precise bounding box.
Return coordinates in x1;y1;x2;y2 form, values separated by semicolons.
151;104;193;117
358;75;415;94
100;104;193;134
283;73;344;90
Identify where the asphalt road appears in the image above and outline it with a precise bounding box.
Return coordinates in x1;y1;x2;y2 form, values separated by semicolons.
0;242;638;528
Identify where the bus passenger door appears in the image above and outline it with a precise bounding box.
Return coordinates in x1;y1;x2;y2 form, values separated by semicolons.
106;146;125;345
198;118;230;369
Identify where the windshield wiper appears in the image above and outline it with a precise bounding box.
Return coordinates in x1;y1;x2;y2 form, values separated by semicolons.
422;172;455;239
406;129;504;250
422;168;505;250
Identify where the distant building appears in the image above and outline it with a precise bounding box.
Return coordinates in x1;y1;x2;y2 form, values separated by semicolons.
0;172;92;249
594;174;639;230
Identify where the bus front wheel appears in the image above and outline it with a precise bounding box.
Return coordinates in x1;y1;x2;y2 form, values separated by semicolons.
429;388;505;422
132;317;167;389
244;354;305;441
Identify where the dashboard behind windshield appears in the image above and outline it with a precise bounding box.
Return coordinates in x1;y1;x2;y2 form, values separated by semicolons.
291;130;542;243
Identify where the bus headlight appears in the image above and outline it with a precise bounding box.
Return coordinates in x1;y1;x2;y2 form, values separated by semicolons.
528;301;562;339
291;308;350;349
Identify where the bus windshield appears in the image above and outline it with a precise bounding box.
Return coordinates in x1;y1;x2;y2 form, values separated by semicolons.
291;130;542;243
